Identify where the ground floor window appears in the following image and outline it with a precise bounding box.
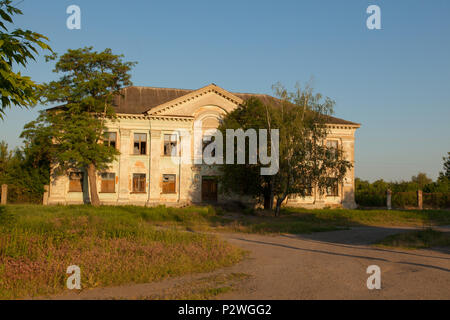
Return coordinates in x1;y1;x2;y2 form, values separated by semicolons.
68;172;83;192
326;178;339;196
132;173;146;193
162;174;176;193
100;172;116;193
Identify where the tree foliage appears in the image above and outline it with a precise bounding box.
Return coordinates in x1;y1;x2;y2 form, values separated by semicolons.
0;0;51;119
440;152;450;181
28;47;136;206
218;83;352;215
0;137;51;203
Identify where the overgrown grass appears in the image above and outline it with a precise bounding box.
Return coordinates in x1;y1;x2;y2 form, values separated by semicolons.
375;229;450;249
0;205;243;299
1;204;448;299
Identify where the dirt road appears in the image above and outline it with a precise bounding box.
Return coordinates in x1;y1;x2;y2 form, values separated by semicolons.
49;226;450;300
218;226;450;299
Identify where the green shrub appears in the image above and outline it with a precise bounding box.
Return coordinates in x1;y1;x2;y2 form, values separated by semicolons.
423;193;450;209
392;192;417;208
355;192;386;207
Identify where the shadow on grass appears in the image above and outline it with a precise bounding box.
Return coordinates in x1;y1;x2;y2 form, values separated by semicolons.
209;204;450;256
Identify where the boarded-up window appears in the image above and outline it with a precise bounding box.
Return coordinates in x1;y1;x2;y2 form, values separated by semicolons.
104;132;117;149
162;174;176;194
133;133;147;155
163;134;177;156
326;178;339;196
132;173;146;192
100;172;115;193
69;172;83;192
326;140;339;160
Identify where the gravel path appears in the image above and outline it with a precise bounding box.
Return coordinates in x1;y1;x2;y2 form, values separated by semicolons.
48;226;450;300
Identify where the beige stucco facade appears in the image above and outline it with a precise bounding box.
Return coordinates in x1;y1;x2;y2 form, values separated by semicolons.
47;84;360;209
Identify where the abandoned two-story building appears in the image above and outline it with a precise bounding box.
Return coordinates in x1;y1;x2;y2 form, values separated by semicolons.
46;84;360;208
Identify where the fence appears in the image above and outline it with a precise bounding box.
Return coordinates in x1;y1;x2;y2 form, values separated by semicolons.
0;184;46;205
1;184;7;205
356;189;450;209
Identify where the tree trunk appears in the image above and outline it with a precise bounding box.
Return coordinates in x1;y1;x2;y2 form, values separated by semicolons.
263;182;272;210
263;195;270;210
274;193;288;217
275;198;283;216
87;163;100;206
269;177;274;210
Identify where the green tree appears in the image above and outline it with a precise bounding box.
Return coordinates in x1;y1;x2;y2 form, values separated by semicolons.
440;152;450;180
0;140;10;180
0;137;50;203
0;0;51;119
411;172;432;190
30;47;136;206
219;83;352;215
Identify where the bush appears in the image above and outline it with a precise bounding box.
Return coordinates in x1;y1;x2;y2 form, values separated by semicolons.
423;193;450;209
355;192;386;207
392;192;417;208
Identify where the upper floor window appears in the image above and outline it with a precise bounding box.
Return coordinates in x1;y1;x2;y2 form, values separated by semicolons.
100;172;115;193
163;134;177;156
326;140;339;160
202;135;216;158
68;172;83;192
103;132;117;149
134;133;147;155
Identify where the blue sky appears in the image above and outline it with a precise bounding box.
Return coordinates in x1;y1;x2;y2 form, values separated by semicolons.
0;0;449;182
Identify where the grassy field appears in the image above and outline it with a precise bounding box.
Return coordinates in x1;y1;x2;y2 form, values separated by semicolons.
0;204;448;299
376;228;450;249
0;205;244;299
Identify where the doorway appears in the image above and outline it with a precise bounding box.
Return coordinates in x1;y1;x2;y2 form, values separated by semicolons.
201;176;218;202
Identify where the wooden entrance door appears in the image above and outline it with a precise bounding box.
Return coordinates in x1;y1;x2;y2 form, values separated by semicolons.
201;177;218;202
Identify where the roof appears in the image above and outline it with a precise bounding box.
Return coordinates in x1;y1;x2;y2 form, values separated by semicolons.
113;85;360;126
50;85;360;126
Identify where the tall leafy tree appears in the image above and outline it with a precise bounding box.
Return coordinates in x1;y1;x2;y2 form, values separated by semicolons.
411;172;432;190
31;47;136;206
219;83;352;215
0;0;51;119
440;152;450;180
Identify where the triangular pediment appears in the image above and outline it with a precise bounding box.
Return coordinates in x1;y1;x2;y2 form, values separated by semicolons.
145;84;244;116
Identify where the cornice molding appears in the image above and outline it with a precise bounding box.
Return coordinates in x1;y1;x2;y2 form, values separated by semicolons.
115;113;194;122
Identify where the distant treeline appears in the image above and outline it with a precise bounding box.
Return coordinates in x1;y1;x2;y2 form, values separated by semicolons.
356;170;450;209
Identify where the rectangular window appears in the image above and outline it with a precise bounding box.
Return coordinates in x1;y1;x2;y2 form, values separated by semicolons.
326;178;339;197
202;136;216;158
163;134;177;156
162;174;176;194
132;173;146;193
133;133;147;155
103;132;117;149
305;185;313;196
326;140;339;160
100;172;115;193
69;172;83;192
